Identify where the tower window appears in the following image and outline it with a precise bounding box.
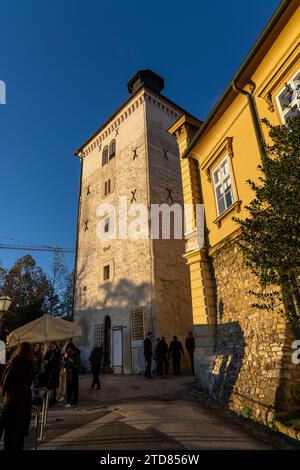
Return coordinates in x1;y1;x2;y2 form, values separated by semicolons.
102;146;108;166
103;264;110;281
109;139;116;160
104;179;111;196
104;217;110;233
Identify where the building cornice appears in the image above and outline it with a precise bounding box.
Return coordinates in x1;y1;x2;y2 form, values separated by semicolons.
181;0;297;160
74;86;194;158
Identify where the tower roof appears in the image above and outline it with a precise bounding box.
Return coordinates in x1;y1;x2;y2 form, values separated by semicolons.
127;69;164;95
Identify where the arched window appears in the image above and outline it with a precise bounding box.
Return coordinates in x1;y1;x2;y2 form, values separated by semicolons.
109;139;116;160
102;146;108;166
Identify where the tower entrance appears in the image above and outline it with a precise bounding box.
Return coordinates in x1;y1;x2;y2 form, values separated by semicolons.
103;315;111;371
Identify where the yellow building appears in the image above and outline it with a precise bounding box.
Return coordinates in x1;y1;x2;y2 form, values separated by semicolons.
169;0;300;423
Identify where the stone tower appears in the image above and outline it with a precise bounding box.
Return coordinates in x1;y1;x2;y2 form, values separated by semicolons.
73;70;193;373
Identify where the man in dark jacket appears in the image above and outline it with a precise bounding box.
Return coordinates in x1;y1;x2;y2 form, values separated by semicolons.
144;332;153;378
185;331;195;375
168;336;184;375
64;342;81;408
156;337;169;376
89;343;103;390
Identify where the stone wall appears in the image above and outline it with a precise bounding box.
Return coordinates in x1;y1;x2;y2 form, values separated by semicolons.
74;91;153;373
146;95;193;358
74;88;193;373
196;239;300;424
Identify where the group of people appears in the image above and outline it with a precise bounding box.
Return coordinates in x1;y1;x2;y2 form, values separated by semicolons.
0;340;81;450
0;333;195;450
144;331;195;378
33;341;81;409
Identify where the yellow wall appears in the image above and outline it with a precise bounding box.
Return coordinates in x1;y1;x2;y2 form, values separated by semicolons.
191;5;300;251
168;3;300;342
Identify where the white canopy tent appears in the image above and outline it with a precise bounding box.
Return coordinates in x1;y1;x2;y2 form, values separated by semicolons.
6;315;82;347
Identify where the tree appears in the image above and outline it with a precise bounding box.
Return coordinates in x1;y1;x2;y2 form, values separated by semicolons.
60;270;74;320
234;116;300;328
0;255;53;339
48;248;68;316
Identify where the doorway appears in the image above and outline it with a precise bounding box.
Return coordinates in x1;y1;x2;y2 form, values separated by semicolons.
103;315;111;371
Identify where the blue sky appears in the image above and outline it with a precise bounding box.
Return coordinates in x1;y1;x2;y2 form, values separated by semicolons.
0;0;281;275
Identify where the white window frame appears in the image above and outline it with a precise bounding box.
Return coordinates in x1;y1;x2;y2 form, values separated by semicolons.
212;155;235;217
276;68;300;123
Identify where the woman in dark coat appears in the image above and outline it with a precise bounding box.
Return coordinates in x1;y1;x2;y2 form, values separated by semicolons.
0;341;34;450
33;343;42;387
43;342;60;406
64;342;81;408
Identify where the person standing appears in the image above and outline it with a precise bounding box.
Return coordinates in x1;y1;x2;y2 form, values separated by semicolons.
64;342;81;408
169;336;184;375
0;340;7;383
0;342;34;450
32;344;42;387
144;332;153;378
185;331;195;375
89;343;103;390
153;337;160;376
43;342;61;406
57;341;68;402
156;337;169;376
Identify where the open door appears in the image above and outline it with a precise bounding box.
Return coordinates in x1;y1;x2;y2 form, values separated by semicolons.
103;315;111;371
112;327;123;374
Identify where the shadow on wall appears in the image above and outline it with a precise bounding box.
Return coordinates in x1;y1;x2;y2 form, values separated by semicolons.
75;269;153;345
210;320;245;407
98;278;152;310
275;321;300;417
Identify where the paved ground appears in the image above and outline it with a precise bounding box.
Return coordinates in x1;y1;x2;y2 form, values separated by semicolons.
19;373;275;451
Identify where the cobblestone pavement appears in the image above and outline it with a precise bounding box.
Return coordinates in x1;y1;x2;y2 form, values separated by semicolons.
12;373;280;450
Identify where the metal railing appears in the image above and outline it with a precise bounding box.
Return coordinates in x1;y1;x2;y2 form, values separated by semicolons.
31;406;39;450
31;387;49;447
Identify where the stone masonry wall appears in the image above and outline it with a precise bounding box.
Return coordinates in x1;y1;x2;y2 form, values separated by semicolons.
208;240;300;424
74;91;153;373
74;88;193;373
146;94;193;364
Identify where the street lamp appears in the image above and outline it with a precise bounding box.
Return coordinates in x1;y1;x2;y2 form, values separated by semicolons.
0;296;12;339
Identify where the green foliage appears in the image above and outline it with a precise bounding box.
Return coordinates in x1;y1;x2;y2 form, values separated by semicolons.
269;418;278;432
60;270;74;320
0;253;74;339
233;116;300;327
242;406;252;419
48;248;69;316
0;255;52;339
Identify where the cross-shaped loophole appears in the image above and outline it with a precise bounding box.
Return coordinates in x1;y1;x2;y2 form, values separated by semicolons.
131;189;137;203
132;148;138;160
163;148;169;160
86;185;91;195
84;220;89;231
115;128;119;137
97;143;102;152
166;188;173;202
